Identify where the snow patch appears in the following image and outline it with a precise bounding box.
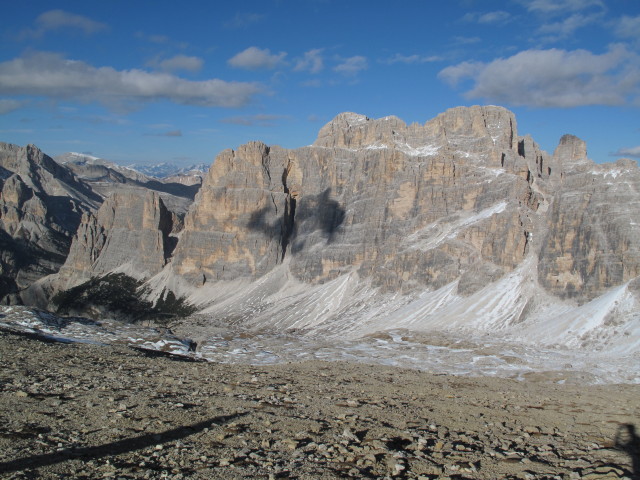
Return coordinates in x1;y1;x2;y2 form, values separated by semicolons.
404;201;508;252
396;142;440;157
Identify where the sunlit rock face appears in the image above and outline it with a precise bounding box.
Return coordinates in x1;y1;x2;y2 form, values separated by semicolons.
167;105;640;304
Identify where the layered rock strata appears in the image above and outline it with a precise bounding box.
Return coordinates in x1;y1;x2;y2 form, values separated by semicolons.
538;136;640;299
0;144;100;301
165;106;640;307
166;109;541;295
56;191;175;289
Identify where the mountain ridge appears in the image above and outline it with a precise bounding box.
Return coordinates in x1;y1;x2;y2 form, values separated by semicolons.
2;105;639;359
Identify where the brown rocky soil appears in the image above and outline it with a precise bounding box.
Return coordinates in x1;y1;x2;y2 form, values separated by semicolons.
0;329;638;480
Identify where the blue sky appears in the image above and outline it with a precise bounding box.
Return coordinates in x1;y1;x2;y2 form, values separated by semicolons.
1;0;639;167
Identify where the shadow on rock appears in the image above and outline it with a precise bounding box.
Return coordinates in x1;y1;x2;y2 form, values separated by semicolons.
246;188;345;250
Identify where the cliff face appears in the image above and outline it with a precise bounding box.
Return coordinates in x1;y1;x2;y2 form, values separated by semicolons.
538;136;640;299
169;106;539;295
169;141;293;284
56;191;175;289
0;143;100;301
166;106;639;307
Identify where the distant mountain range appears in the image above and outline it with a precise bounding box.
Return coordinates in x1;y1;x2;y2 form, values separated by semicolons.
55;152;209;183
131;162;209;179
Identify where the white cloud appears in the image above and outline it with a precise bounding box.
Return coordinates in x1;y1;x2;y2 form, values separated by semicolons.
615;15;640;40
438;45;640;107
437;61;484;86
228;47;287;70
147;55;203;73
383;53;442;65
537;12;602;40
611;146;640;158
0;52;262;109
334;56;368;76
22;9;107;38
521;0;605;14
294;49;324;73
0;99;27;114
462;11;512;24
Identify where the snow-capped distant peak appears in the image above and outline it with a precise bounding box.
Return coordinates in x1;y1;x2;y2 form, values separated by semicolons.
57;152;102;164
131;163;209;179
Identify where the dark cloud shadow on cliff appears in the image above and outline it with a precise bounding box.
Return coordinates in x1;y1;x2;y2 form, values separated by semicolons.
293;188;345;242
0;412;248;474
247;188;345;256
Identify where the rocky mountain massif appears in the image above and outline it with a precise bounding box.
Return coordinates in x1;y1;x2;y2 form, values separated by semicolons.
1;106;639;355
0;144;101;301
0;144;201;306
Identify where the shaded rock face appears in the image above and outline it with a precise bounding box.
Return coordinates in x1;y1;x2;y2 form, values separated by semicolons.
0;144;100;300
170;142;294;284
57;191;175;289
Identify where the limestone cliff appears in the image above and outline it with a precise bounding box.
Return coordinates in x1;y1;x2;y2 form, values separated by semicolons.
56;191;175;289
170;106;540;295
0;143;101;301
538;136;640;299
165;105;639;307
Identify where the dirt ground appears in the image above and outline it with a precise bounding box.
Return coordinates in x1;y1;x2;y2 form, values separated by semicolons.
0;329;639;479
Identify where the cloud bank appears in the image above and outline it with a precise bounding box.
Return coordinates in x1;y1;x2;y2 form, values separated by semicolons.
439;45;639;107
0;52;262;109
611;146;640;158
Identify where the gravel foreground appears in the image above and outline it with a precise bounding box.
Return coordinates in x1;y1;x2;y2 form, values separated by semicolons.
0;329;639;480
